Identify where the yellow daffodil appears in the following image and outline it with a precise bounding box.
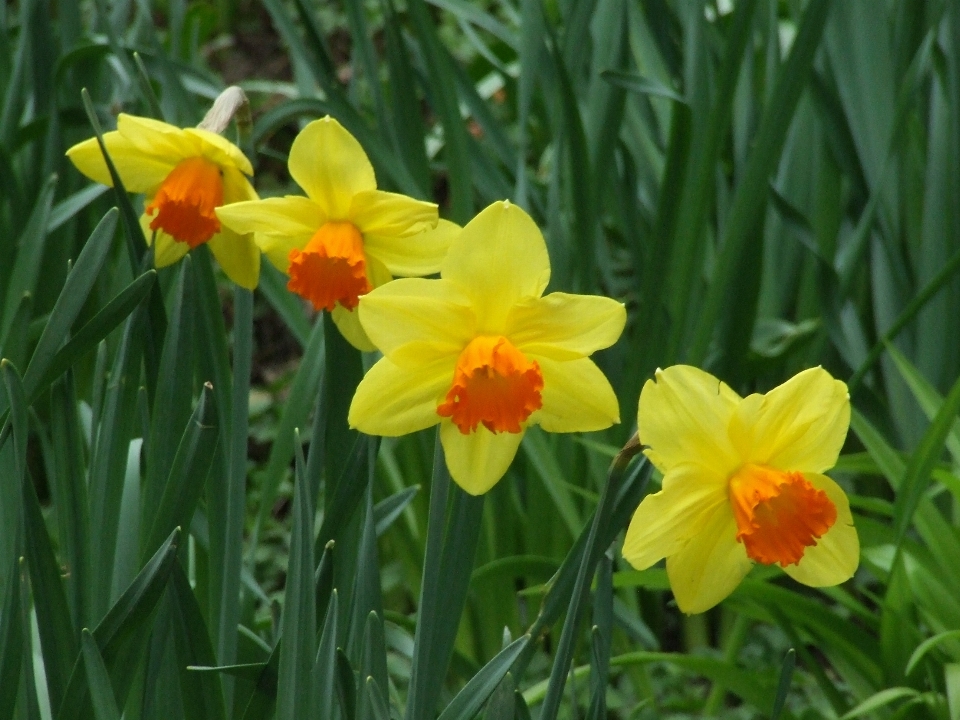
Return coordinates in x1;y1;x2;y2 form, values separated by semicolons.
622;365;859;614
348;200;626;495
216;116;457;351
66;114;260;289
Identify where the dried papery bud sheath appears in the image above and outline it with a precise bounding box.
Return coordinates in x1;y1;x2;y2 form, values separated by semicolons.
197;86;251;138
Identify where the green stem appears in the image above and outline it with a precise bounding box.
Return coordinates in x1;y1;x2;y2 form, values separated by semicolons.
405;434;485;719
702;611;750;714
538;434;643;720
217;286;252;709
682;613;709;651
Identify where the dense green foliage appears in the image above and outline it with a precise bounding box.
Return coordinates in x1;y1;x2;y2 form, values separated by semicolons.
2;0;960;718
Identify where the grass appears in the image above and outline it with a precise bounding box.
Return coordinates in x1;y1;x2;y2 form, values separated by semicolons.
2;0;960;719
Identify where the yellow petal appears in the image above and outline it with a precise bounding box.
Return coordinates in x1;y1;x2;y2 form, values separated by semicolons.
222;167;259;205
531;356;619;433
665;504;752;614
117;114;199;163
208;228;260;289
216;196;324;238
349;355;454;435
288;117;376;218
219;195;321;275
637;365;741;476
331;255;392;351
364;219;460;277
349;190;437;237
440;421;523;495
621;463;728;570
185;127;253;175
256;233;310;274
368;254;392;288
332;303;376;351
140;214;189;267
508;293;626;360
152;233;190;267
66;133;174;193
116;115;251;176
357;278;475;360
781;473;859;587
441;201;550;332
730;367;850;473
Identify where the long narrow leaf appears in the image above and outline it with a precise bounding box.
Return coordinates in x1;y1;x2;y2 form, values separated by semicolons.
276;433;316;720
437;637;531;720
81;630;121;720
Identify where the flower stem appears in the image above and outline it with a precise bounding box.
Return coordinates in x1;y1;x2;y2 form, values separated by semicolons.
538;432;642;720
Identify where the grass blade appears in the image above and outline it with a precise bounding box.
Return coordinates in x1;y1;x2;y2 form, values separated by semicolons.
57;528;181;720
437;636;531;720
276;433;316;720
892;371;960;544
0;174;56;344
406;435;486;719
601;70;686;103
513;454;652;680
314;589;339;720
81;629;121;720
373;485;419;537
143;256;196;536
350;488;385;667
379;0;432;196
142;382;218;559
22;467;77;712
79;87;166;398
586;554;613;720
0;553;23;718
216;286;253;706
358;611;388;720
49;372;92;633
32;270;155;403
690;0;833;369
406;0;472;222
538;438;643;720
771;649;796;720
0;360;27;717
663;0;757;363
169;563;227;720
255;315;324;551
848;248;960;391
21;207;119;399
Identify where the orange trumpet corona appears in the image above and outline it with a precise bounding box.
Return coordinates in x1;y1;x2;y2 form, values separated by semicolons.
437;336;544;434
728;464;836;567
286;221;372;312
145;156;224;247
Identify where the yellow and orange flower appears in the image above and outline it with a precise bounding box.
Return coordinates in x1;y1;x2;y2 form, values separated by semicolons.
622;366;859;614
348;200;626;495
216;117;457;350
66;114;260;288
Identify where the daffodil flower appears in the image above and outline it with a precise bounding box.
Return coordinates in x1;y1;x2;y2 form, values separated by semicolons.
348;200;626;495
216;117;457;350
622;365;859;614
66;114;260;289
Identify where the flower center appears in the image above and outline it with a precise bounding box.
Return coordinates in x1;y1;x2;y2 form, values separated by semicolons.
437;336;544;435
145;156;224;248
728;464;836;567
286;221;372;312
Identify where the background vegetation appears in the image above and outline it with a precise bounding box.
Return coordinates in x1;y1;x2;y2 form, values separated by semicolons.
2;0;960;718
